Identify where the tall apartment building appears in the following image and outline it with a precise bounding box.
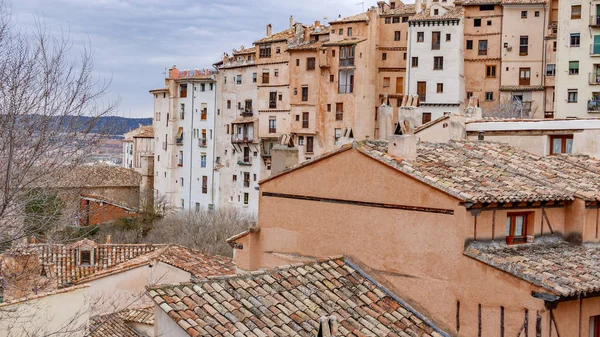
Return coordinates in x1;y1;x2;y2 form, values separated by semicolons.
555;0;600;118
151;68;218;211
122;125;155;206
407;0;465;119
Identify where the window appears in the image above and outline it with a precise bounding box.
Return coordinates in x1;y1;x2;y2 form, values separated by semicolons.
417;81;427;102
336;103;343;120
474;18;481;27
200;176;207;194
306;136;314;153
478;40;488;55
480;5;494;10
403;52;407;60
181;199;184;209
535;11;539;17
252;73;257;83
332;49;335;57
330;74;334;82
434;56;443;70
262;69;270;83
394;31;401;41
243;172;250;188
339;28;343;35
299;136;304;146
227;100;231;109
521;10;527;18
486;65;496;77
180;103;185;119
274;69;279;77
422;112;432;124
417;32;424;42
487;20;492;26
383;77;391;88
437;83;444;93
296;59;300;67
466;40;473;50
232;175;237;182
402;16;408;22
269;91;277;109
269;117;276;133
519;36;528;55
178;151;184;166
569;61;580;75
570;33;580;47
259;44;271;58
382;52;387;60
589;315;600;337
432;31;441;50
571;5;581;19
434;9;439;15
302;112;309;128
396;77;403;93
446;33;451;41
327;104;331;112
546;64;556;76
179;84;187;98
550;135;573;154
485;92;494;101
519;68;531;85
181;177;184;187
201;107;207;120
393;17;400;23
201;154;206;168
338;69;354;93
466;91;473;99
411;57;419;67
334;128;342;145
553;41;557;52
236;74;242;84
307;57;316;70
506;213;530;243
385;17;391;24
276;47;280;54
568;89;578;103
243;193;249;205
195;203;200;212
301;86;309;101
79;250;92;266
347;27;352;36
339;45;355;67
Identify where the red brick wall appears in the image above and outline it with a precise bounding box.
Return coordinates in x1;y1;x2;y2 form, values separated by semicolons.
79;198;137;226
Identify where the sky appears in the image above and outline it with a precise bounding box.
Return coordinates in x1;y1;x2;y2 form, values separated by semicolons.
9;0;379;118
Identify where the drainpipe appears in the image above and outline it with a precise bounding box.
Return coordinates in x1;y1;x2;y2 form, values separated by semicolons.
499;4;503;102
211;79;217;208
188;81;195;210
407;24;413;95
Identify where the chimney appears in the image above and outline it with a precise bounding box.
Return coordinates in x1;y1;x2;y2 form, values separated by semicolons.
315;20;321;27
304;27;310;42
290;15;294;30
270;140;299;176
266;24;272;36
105;235;111;244
387;106;418;160
378;101;393;139
317;316;339;337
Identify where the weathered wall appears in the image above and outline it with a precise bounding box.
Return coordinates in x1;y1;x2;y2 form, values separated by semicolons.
154;303;190;337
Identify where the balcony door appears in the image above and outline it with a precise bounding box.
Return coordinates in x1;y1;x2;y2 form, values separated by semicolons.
594;35;600;55
519;68;531;85
417;81;427;102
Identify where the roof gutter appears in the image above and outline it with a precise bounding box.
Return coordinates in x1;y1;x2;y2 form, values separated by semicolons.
533;290;600;308
344;258;450;337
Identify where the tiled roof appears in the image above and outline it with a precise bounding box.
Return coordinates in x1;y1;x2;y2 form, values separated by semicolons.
89;311;144;337
330;12;369;24
119;307;154;325
499;85;545;91
457;0;501;5
414;115;450;133
409;7;463;21
148;257;446;337
287;41;322;51
263;139;600;204
46;165;142;188
381;4;417;16
233;47;256;55
465;238;600;297
2;240;164;288
254;29;295;44
132;125;154;138
502;0;547;4
323;38;367;46
0;284;89;308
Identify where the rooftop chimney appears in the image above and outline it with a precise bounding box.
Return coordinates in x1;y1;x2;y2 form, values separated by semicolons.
379;101;393;139
266;24;272;37
105;235;111;244
304;27;310;42
315;20;321;27
290;16;294;29
387;105;418;161
317;316;339;337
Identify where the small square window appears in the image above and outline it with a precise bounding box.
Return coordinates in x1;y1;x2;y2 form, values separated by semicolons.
571;5;582;19
466;40;473;50
534;11;539;17
436;83;443;93
417;32;424;42
446;33;451;41
474;18;481;27
521;11;527;18
485;92;493;101
506;212;531;244
568;89;578;103
487;20;492;26
382;52;387;60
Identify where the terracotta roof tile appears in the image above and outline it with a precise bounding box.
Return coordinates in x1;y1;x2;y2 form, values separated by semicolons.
89;311;145;337
499;85;545;91
287;41;323;51
330;12;369;24
118;307;154;325
502;0;547;4
132;125;154;138
48;165;142;188
410;7;463;21
358;139;600;204
381;4;417;15
254;29;295;44
457;0;501;5
465;238;600;297
148;257;445;336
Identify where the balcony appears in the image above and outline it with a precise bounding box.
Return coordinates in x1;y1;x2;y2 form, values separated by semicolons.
338;84;354;94
198;138;207;147
340;58;355;67
240;110;253;117
590;72;600;85
232;135;254;144
589;100;600;112
237;157;252;166
591;15;600;27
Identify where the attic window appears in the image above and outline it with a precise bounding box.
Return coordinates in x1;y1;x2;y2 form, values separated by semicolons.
506;212;532;244
78;249;93;266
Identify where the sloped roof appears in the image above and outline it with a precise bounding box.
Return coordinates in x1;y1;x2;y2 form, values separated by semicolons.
254;29;295;44
465;238;600;298
47;165;142;188
414;115;450;133
132;125;154;138
502;0;547;5
381;3;417;16
330;12;369;24
119;307;154;325
262;139;600;205
287;40;323;51
457;0;501;5
409;7;463;21
89;312;144;337
499;85;545;91
148;257;446;337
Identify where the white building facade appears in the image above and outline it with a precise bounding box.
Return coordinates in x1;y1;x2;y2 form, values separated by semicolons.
407;1;465;119
555;0;600;118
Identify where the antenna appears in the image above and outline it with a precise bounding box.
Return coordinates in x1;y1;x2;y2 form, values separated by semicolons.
356;1;364;11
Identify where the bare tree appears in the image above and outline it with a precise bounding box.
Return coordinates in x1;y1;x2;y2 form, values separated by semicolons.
0;0;118;248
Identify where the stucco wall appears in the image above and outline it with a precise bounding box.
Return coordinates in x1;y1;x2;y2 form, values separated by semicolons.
0;286;89;337
239;148;591;336
154;303;189;337
86;262;190;316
